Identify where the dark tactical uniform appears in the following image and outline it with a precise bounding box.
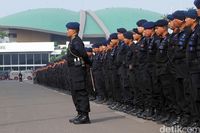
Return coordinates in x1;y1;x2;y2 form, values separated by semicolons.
92;52;106;101
125;42;139;109
186;24;200;123
116;41;130;105
66;35;91;115
155;34;176;123
102;50;113;102
108;46;121;104
131;40;142;111
145;34;161;117
173;28;192;121
137;37;149;112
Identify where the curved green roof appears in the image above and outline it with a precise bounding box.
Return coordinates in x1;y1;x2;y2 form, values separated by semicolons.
0;8;162;35
95;8;162;33
0;8;79;35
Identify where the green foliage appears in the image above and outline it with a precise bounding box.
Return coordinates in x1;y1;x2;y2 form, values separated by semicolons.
0;32;8;39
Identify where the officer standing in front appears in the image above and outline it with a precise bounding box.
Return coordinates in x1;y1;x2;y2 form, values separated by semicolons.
65;22;92;124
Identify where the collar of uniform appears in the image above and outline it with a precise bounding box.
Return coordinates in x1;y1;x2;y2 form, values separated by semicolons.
70;34;78;42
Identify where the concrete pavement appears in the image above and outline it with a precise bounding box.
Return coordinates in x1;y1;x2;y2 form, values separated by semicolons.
0;80;163;133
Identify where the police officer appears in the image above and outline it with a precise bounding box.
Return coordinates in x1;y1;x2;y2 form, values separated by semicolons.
123;31;136;113
130;28;143;116
65;22;92;124
154;19;177;126
185;9;200;127
140;22;159;119
171;11;192;127
107;33;122;110
136;22;152;118
92;43;107;104
101;40;114;105
85;48;96;101
116;28;129;111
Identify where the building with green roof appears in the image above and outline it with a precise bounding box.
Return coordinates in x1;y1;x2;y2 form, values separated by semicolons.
0;8;162;44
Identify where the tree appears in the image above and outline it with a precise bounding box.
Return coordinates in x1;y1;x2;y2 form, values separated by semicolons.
0;31;8;39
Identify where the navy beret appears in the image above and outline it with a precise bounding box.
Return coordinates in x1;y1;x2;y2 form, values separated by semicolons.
136;19;148;27
117;28;127;33
101;39;108;46
194;0;200;9
167;14;174;21
143;22;155;29
185;9;198;19
155;19;168;27
123;32;133;40
92;43;100;48
66;22;80;30
109;33;118;40
85;48;93;52
172;10;186;21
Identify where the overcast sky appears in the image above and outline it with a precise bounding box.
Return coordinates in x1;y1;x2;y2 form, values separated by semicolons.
0;0;195;17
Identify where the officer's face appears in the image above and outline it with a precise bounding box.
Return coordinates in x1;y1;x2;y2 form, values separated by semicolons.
144;29;153;37
118;33;124;41
87;52;93;57
173;19;183;28
155;26;165;36
66;29;76;37
137;27;144;34
185;18;196;27
124;38;129;45
92;48;98;53
133;33;141;41
168;21;175;30
111;39;118;45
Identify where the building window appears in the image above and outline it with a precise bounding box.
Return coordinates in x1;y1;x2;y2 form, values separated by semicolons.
4;54;11;65
11;54;18;65
4;67;11;71
19;67;26;71
27;66;33;70
19;54;26;64
27;54;33;64
42;53;48;64
0;67;3;71
0;54;3;65
12;67;18;71
34;54;41;64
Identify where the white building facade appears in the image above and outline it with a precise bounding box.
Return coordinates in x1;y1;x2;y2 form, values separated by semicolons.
0;42;54;71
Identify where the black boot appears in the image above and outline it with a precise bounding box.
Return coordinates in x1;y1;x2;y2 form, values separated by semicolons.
69;114;81;123
145;108;154;120
73;114;91;124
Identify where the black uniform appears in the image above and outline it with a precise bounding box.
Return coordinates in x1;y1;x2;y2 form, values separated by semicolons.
155;34;176;121
186;24;200;123
102;50;113;102
66;35;91;115
92;52;106;101
108;46;121;103
146;34;160;113
137;37;149;111
116;41;130;105
173;28;191;123
125;42;139;108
